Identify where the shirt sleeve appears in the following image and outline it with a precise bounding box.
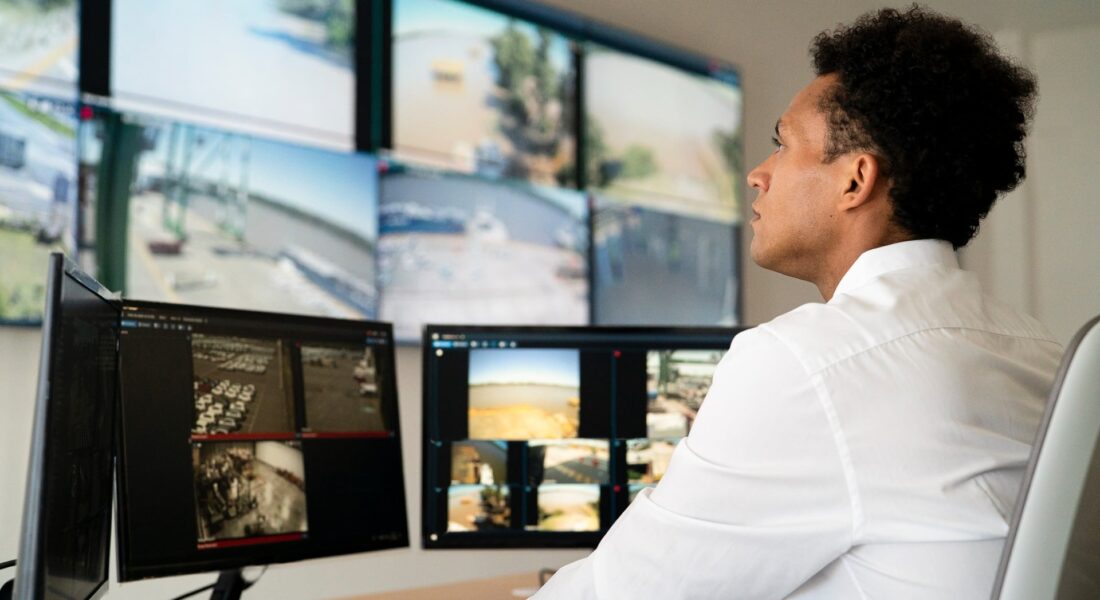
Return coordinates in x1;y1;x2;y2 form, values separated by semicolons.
532;326;856;600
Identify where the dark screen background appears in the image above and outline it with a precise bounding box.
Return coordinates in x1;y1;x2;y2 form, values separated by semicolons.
116;302;408;580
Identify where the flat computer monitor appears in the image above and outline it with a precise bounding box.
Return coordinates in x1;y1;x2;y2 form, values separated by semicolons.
421;325;741;548
114;300;408;582
12;253;120;600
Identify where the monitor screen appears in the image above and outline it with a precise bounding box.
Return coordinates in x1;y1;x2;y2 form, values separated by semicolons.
0;0;78;97
115;301;407;581
583;44;742;218
391;0;577;187
85;108;380;320
0;91;79;324
592;198;740;326
110;0;356;149
14;253;119;600
378;161;588;341
421;325;739;548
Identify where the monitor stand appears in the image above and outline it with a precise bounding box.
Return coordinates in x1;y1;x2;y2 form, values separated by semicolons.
209;569;248;600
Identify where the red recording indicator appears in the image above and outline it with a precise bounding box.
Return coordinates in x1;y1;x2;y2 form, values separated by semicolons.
613;350;622;359
613;485;622;493
197;532;303;551
79;105;94;121
299;431;392;440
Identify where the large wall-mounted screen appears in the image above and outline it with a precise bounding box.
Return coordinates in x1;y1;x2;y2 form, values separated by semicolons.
86;109;379;320
0;91;78;324
392;0;577;187
110;0;356;149
0;0;78;97
378;161;588;341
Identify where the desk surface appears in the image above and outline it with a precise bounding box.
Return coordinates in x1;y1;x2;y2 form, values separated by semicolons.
340;572;541;600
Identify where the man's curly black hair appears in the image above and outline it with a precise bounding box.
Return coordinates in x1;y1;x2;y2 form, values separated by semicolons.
811;5;1037;248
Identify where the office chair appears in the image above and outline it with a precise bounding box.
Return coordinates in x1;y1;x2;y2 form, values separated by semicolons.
991;315;1100;600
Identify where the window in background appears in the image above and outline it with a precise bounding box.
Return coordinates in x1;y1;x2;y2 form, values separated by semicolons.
391;0;577;188
0;91;78;323
110;0;356;149
378;160;588;341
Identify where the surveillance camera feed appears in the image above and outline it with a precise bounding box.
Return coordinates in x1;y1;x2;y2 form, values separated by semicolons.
0;0;78;97
423;326;740;548
467;348;581;440
593;198;739;326
116;302;408;580
585;46;743;327
0;91;77;323
83;108;380;320
584;45;741;220
191;441;309;544
378;162;588;341
111;0;355;147
301;342;388;433
392;0;576;187
191;334;296;435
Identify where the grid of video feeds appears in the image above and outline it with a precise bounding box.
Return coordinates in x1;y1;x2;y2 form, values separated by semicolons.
378;162;588;340
116;301;407;579
80;107;380;321
392;0;576;187
0;91;78;323
422;325;740;548
111;0;355;148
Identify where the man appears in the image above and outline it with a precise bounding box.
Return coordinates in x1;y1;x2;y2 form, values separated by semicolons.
535;6;1062;599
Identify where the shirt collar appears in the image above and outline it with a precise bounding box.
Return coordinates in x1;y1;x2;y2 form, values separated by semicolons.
832;239;958;299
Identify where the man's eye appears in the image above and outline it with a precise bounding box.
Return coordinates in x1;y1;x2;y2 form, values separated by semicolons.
770;136;784;151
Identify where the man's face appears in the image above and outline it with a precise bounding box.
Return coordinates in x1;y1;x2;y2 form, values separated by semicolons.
747;75;851;279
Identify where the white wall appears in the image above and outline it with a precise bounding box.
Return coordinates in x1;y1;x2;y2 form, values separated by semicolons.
2;2;1099;599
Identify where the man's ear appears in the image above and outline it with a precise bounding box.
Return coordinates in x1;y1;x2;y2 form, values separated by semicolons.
839;153;880;211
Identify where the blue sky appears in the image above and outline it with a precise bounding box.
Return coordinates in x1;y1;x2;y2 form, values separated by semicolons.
469;348;579;387
394;0;570;72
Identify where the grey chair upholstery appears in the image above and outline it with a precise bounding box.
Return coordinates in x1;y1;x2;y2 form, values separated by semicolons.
991;315;1100;600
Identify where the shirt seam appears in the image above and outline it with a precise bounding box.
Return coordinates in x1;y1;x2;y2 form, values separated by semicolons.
841;557;870;600
756;326;864;547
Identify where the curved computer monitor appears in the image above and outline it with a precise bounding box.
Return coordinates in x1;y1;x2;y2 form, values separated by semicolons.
114;301;408;582
14;253;120;600
421;324;742;548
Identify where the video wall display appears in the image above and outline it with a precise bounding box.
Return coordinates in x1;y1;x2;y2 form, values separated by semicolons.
584;44;742;221
593;198;739;326
378;162;588;340
392;0;577;187
115;301;407;580
111;0;355;148
0;91;77;323
422;325;740;548
0;0;78;97
84;108;380;320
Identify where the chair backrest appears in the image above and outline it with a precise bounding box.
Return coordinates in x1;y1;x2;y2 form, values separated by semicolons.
991;315;1100;600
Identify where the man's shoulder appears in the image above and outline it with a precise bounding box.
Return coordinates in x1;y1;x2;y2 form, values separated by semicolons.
753;272;1061;375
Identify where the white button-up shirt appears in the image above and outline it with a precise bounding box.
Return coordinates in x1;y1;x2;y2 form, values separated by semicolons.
534;239;1063;599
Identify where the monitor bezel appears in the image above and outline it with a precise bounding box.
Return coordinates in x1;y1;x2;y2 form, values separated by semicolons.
419;323;742;549
14;253;119;600
113;299;408;582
